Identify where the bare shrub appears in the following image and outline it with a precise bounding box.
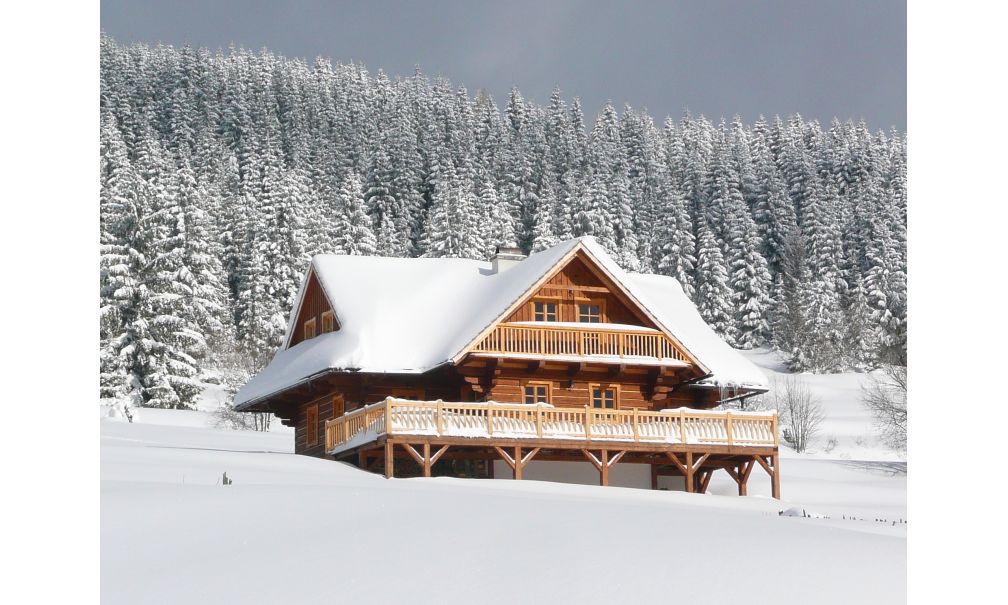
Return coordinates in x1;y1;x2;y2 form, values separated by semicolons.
770;375;825;453
862;364;907;451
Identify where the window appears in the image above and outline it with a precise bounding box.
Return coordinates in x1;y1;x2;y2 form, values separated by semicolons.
523;381;551;404
332;395;345;418
590;384;618;409
304;317;317;340
321;311;335;333
306;404;319;446
578;303;602;323
533;301;558;322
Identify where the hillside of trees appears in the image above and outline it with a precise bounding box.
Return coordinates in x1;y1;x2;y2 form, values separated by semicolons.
99;36;907;410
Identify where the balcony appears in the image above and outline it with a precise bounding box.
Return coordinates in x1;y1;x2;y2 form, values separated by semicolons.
325;397;778;455
469;322;689;366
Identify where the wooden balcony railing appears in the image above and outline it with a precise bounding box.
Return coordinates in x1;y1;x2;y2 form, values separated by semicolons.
325;397;778;454
471;322;687;362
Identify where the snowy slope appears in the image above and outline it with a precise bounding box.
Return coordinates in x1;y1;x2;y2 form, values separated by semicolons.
101;410;905;605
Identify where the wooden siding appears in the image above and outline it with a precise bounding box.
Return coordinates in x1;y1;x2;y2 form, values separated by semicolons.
504;255;654;326
289;270;337;348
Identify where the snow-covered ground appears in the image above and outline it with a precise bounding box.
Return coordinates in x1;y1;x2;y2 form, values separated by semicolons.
101;350;905;604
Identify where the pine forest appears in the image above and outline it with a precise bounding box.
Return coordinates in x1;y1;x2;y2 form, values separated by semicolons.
99;37;907;409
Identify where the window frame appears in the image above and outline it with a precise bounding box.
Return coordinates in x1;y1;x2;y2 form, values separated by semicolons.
576;298;606;323
304;317;317;340
320;310;335;334
522;380;553;405
588;383;619;409
532;297;561;322
306;403;319;446
332;394;345;418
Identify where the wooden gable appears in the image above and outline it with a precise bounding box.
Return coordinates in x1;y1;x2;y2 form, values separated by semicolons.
504;253;657;328
288;269;339;348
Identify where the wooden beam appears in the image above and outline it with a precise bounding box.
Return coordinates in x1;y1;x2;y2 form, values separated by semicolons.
527;360;543;372
494;446;516;470
430;444;451;465
738;459;755;496
665;452;688;475
698;470;712;494
401;443;425;466
600;450;609;486
685;451;694;493
514;446;523;480
581;449;603;471
423;443;432;477
771;452;781;499
384;440;394;479
607;450;627;468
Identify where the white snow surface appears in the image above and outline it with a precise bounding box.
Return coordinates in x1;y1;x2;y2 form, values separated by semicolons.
102;415;904;605
236;237;768;408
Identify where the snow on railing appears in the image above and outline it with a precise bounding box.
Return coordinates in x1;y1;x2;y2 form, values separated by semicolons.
326;397;778;454
471;322;687;361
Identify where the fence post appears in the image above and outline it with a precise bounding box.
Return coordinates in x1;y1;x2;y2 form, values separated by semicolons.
680;410;687;444
536;405;543;437
632;407;639;442
585;405;592;440
385;397;393;434
726;411;733;446
487;403;493;436
436;399;443;435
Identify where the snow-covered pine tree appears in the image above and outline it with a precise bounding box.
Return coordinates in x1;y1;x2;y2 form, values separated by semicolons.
693;213;734;341
334;172;378;256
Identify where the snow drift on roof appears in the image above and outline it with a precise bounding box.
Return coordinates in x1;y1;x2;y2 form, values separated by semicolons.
234;237;767;409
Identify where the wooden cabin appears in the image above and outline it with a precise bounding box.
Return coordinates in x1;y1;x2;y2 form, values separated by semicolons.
235;237;779;496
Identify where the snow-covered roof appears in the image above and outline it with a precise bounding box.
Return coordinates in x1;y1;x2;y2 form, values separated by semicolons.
235;237;768;409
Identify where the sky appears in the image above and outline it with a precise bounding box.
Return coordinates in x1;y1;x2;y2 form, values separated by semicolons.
100;0;906;131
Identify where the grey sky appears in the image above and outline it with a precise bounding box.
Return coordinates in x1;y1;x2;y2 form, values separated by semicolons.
100;0;906;131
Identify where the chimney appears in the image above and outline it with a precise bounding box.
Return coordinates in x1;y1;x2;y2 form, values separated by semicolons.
490;245;526;274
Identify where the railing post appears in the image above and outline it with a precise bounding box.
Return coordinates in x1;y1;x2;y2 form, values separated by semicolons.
536;405;543;437
436;399;443;435
585;405;592;440
772;414;779;447
578;330;584;356
680;410;687;444
632;407;639;442
385;397;393;434
726;411;733;446
487;403;493;436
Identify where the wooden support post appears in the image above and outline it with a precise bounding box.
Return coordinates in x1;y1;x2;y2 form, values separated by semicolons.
384;440;394;479
650;463;658;490
514;446;522;480
738;459;755;496
423;442;432;477
685;451;694;493
772;452;781;499
699;470;712;494
600;450;609;486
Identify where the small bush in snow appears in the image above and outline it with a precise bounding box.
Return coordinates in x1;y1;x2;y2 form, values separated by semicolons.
824;435;838;454
770;375;825;453
862;363;907;451
213;404;272;432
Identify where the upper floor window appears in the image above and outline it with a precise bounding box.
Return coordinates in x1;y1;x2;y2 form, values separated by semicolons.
591;384;617;409
321;311;335;334
523;381;551;404
578;303;602;323
534;301;558;322
304;318;317;339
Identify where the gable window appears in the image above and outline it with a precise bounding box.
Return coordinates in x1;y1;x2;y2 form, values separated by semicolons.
534;301;558;322
321;311;335;334
304;318;317;340
578;303;602;323
590;384;618;409
523;381;551;404
306;404;319;446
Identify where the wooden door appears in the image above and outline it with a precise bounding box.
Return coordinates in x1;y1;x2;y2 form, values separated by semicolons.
332;395;345;418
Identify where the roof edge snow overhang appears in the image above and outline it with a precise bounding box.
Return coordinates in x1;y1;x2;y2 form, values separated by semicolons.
234;360;454;411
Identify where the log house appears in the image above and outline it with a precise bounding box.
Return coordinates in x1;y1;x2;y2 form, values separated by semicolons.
235;237;778;496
